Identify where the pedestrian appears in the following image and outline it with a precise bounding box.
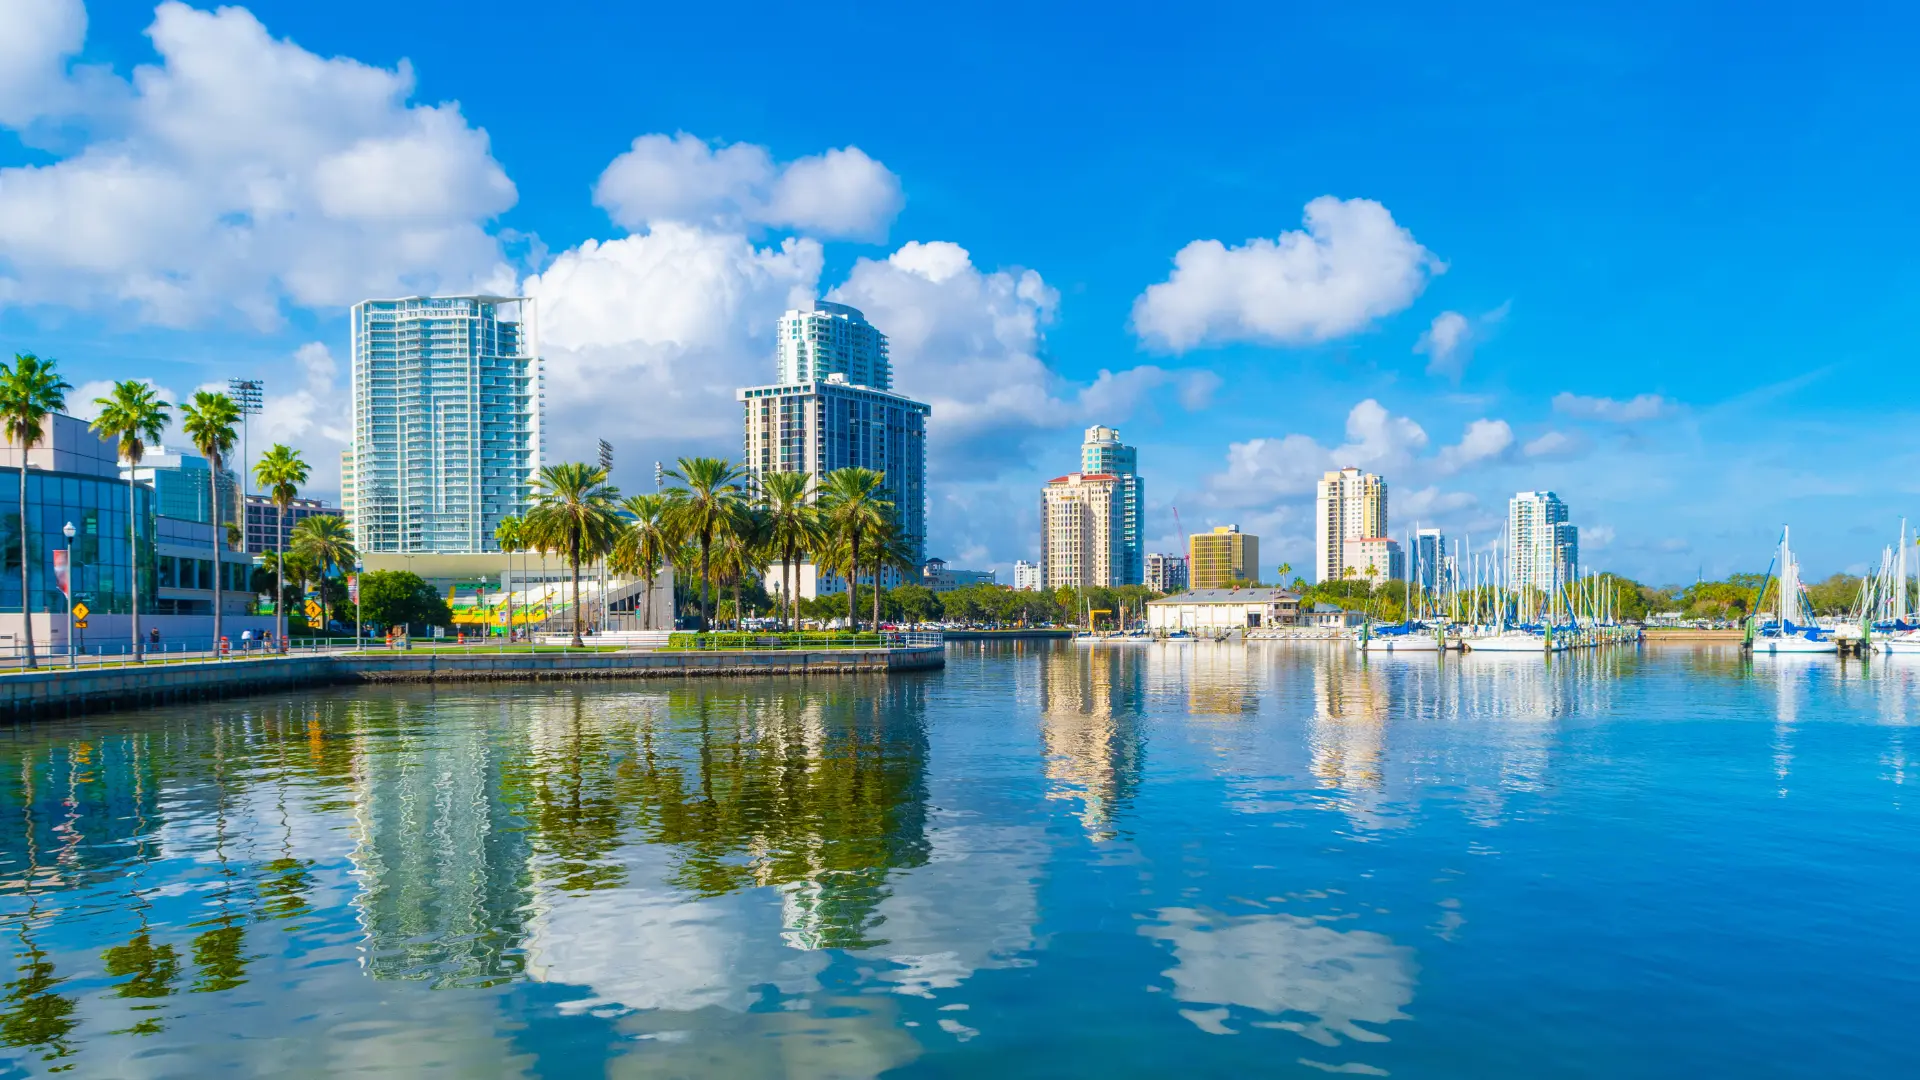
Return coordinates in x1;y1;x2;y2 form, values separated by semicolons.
240;628;252;653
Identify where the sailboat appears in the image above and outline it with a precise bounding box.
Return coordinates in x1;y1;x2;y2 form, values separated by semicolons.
1751;527;1838;655
1361;524;1442;652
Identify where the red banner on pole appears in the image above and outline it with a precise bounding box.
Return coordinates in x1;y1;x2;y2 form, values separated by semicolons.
51;550;70;598
347;574;358;603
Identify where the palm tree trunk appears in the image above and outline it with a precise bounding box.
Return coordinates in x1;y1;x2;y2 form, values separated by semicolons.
872;552;881;629
699;526;712;632
19;453;34;669
210;454;223;653
848;535;861;634
784;543;794;632
129;467;141;661
277;505;286;650
570;528;583;647
733;573;742;632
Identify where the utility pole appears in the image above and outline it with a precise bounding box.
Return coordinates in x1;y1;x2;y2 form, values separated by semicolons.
228;378;264;550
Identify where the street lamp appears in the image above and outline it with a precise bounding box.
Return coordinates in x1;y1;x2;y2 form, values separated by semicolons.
354;558;364;650
61;521;75;668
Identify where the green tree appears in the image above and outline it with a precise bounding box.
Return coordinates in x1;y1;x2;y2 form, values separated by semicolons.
716;504;770;631
663;457;749;633
290;515;355;631
610;494;678;631
89;380;170;660
253;444;309;647
357;570;453;632
818;467;891;634
524;463;622;646
759;471;818;631
0;353;70;668
891;583;941;624
180;391;240;648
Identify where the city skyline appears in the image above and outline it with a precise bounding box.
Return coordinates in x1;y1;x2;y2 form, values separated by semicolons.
11;0;1920;584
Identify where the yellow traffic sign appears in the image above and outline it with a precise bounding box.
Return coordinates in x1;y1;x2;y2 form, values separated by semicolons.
304;600;322;620
74;619;86;629
71;602;89;622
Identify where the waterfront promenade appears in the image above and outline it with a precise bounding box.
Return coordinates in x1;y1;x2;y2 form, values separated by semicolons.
0;637;945;721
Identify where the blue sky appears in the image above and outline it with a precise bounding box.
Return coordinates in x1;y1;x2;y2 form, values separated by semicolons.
3;0;1916;584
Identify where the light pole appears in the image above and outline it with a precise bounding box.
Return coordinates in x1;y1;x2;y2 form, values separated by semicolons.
227;378;263;538
354;558;363;650
61;521;75;668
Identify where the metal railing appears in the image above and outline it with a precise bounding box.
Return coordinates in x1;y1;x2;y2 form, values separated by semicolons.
661;630;945;652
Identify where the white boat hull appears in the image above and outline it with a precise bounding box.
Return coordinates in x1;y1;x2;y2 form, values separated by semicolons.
1880;633;1920;654
1361;635;1442;652
1751;633;1837;655
1466;633;1548;653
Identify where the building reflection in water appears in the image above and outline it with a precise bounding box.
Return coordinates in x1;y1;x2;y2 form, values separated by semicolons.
1039;647;1146;839
350;696;535;988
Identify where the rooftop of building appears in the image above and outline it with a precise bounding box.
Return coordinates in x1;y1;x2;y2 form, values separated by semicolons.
1048;472;1118;484
1148;587;1300;605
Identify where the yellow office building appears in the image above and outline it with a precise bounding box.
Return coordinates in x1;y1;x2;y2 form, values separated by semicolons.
1188;525;1259;589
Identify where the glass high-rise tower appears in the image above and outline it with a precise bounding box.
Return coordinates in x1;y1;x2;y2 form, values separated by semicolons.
350;296;542;554
742;303;929;587
1080;426;1144;586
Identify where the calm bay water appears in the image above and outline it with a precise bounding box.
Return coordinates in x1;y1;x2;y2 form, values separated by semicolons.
0;642;1914;1077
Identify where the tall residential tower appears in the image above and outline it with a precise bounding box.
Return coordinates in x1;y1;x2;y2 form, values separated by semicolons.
741;303;929;593
1508;491;1577;595
1316;467;1388;583
350;296;541;554
1080;425;1144;585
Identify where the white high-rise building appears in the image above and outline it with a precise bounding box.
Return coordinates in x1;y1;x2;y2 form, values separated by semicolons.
1013;560;1042;591
744;303;929;598
1316;468;1388;583
350;296;541;555
777;302;892;389
1508;491;1578;595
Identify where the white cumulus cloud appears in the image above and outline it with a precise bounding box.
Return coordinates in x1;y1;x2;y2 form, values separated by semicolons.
1415;303;1506;381
1434;418;1513;474
523;223;824;468
1552;392;1670;422
0;1;517;327
593;133;903;241
1523;430;1581;458
1132;196;1442;352
832;240;1211;475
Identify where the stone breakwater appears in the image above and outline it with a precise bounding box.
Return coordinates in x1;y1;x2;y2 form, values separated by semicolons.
0;646;945;722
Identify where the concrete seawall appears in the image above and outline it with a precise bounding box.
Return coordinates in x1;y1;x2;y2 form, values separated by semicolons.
0;646;945;721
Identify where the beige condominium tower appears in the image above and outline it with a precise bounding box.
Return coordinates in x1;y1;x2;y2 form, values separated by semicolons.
1316;467;1388;583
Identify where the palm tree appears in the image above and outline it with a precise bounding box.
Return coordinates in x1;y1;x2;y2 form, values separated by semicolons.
290;515;355;632
817;467;891;634
662;457;748;633
523;463;622;646
760;472;817;631
715;505;770;631
0;353;71;668
253;444;308;648
494;514;524;639
180;392;240;649
88;380;169;660
610;494;677;631
868;511;917;631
